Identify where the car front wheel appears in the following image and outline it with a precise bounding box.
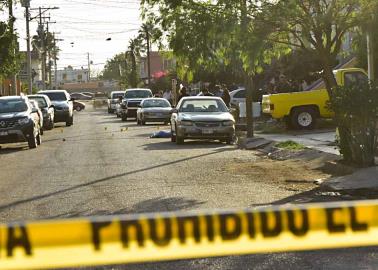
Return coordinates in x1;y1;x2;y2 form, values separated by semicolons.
27;129;38;149
66;115;73;127
171;125;176;142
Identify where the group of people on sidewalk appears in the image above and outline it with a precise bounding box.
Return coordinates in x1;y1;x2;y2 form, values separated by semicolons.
153;85;231;108
177;85;231;107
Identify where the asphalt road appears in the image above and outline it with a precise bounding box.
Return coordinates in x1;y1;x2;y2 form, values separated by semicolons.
0;107;377;270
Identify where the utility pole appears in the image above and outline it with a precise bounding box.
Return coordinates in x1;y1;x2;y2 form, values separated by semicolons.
30;6;59;90
46;21;56;89
38;7;46;90
8;0;18;95
87;53;91;82
21;0;33;94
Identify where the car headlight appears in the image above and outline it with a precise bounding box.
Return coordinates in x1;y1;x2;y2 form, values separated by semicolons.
18;117;30;125
178;120;193;126
222;120;235;126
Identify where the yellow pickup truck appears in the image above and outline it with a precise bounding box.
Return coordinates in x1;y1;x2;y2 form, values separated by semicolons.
262;68;368;129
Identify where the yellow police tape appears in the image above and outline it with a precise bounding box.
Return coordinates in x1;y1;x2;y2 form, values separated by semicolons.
1;200;378;269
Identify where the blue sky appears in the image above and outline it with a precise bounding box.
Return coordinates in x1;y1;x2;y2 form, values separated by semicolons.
8;0;142;75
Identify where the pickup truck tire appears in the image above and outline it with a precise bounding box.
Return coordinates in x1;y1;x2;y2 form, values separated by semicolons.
290;107;317;130
47;117;54;130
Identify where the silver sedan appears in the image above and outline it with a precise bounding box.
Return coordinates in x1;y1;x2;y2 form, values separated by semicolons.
170;96;235;144
136;98;172;125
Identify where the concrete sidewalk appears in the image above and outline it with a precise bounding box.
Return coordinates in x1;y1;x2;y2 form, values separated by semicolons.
258;130;338;155
321;166;378;190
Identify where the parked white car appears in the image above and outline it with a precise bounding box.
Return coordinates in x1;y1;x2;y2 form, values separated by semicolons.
107;91;125;114
229;88;245;107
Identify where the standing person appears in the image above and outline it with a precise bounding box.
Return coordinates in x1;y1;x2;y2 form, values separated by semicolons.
221;86;231;108
200;88;214;96
178;87;189;102
163;89;172;103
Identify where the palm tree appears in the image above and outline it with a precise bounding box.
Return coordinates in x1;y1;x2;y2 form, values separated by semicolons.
127;37;142;88
138;22;162;86
32;31;59;87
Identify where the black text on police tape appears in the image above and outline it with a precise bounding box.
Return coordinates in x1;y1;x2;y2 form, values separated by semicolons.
91;206;368;250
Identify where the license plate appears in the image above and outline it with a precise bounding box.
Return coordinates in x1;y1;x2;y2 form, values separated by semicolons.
202;129;213;134
0;131;8;136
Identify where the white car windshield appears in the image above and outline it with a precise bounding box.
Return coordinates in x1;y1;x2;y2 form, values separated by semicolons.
179;99;228;113
125;90;152;99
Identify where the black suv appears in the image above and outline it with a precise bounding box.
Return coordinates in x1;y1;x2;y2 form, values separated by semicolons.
0;96;42;149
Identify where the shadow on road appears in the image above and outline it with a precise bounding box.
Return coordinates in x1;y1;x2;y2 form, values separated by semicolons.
250;186;378;207
0;144;28;154
0;148;233;213
49;197;206;219
142;140;233;151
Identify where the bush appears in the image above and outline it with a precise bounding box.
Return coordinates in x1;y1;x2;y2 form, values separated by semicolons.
328;81;378;167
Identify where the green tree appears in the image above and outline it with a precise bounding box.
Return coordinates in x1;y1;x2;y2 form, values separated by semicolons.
268;0;378;165
127;37;142;88
269;0;377;93
138;22;162;86
0;5;20;81
142;0;287;137
101;53;127;82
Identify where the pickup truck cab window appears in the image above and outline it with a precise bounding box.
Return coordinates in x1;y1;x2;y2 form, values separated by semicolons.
344;72;368;87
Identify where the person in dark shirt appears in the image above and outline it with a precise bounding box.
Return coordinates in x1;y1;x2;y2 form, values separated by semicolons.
221;86;231;107
201;88;214;96
178;87;189;102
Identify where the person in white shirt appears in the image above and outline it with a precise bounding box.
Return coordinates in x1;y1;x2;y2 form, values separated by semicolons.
163;89;172;103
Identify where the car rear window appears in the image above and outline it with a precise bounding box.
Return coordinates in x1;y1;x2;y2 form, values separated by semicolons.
142;99;170;108
29;97;47;108
112;93;124;99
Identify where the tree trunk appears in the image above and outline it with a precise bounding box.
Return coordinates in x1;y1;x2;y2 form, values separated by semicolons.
320;54;338;95
131;52;137;88
244;72;254;138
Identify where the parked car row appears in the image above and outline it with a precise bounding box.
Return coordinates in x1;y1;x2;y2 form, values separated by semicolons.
108;88;236;145
0;90;77;150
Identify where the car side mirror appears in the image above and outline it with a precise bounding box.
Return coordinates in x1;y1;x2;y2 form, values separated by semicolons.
171;108;178;113
50;105;55;109
70;98;75;102
32;108;38;113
